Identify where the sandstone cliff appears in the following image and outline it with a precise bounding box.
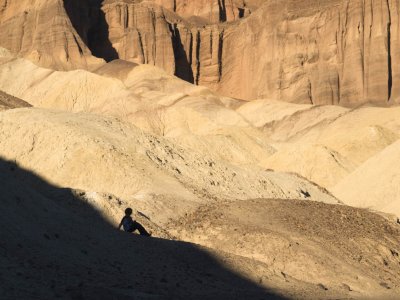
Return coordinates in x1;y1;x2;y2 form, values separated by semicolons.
0;0;398;105
217;0;400;105
95;0;400;105
0;0;104;70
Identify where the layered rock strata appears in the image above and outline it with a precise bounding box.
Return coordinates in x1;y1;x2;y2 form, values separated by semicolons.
0;0;103;70
0;0;398;105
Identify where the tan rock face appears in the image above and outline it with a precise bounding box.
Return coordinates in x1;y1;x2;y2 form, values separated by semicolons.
215;0;400;105
0;0;398;105
154;0;258;24
0;0;103;70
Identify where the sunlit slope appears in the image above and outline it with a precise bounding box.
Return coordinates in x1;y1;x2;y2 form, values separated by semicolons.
332;139;400;217
0;108;339;224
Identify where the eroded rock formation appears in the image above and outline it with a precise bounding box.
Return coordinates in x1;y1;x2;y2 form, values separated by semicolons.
0;0;398;105
218;0;400;105
0;0;103;70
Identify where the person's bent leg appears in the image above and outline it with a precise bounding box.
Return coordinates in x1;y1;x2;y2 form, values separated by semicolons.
132;221;151;236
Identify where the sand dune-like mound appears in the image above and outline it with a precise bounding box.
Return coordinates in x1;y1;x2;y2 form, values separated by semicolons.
332;139;400;217
2;49;400;204
261;144;356;188
237;100;400;190
171;198;400;299
0;50;276;167
0;108;339;225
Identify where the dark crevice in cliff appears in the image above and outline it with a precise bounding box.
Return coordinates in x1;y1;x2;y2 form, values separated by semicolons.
308;80;314;105
210;30;213;55
195;31;201;85
124;5;129;29
238;8;245;18
63;0;118;62
218;30;224;81
218;0;227;22
137;31;145;63
169;24;194;83
337;73;341;104
151;10;157;65
387;1;393;101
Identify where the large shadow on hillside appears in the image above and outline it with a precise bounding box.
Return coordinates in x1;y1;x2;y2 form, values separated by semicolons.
0;157;287;299
63;0;118;62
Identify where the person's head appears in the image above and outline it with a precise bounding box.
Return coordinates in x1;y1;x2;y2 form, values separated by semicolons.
125;208;133;216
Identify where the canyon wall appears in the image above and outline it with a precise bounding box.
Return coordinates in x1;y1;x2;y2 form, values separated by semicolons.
0;0;103;70
219;0;400;105
0;0;398;105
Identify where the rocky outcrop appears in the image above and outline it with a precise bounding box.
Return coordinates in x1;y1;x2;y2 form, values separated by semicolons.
217;0;400;105
95;1;227;86
0;0;398;105
0;0;103;70
64;0;400;105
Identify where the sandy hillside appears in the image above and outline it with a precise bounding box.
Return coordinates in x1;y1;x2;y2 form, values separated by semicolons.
0;31;399;299
332;139;400;217
0;157;286;300
0;108;339;225
171;198;400;299
1;47;400;218
237;100;400;191
0;50;276;167
2;156;400;299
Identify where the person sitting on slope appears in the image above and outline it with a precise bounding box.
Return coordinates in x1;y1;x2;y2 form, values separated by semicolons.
118;207;151;236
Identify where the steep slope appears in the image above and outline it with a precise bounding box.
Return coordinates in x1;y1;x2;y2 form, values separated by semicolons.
2;119;400;299
0;50;277;168
170;198;400;299
237;100;400;189
2;49;400;194
0;158;285;300
332;139;400;217
0;108;339;225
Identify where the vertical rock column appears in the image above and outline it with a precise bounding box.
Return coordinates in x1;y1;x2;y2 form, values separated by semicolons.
388;0;400;103
190;26;224;89
101;2;176;74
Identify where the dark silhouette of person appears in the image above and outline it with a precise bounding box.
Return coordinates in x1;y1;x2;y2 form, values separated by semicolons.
118;208;151;236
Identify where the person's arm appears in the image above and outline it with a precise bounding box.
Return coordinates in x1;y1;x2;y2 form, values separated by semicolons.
117;217;124;230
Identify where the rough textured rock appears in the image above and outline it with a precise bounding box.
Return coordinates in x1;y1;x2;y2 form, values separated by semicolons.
97;0;400;105
95;0;400;105
1;0;397;105
0;0;104;70
216;0;400;105
154;0;259;24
